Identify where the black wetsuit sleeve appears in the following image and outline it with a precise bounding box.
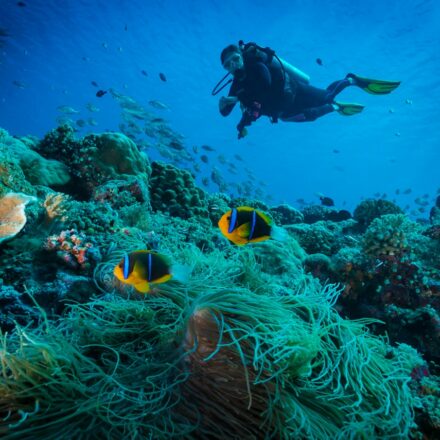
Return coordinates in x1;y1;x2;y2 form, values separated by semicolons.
220;62;272;117
219;80;240;116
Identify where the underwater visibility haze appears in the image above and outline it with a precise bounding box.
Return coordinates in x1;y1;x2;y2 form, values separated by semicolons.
0;0;440;438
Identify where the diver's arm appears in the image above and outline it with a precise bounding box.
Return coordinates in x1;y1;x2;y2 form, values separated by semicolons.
219;96;238;116
253;62;272;92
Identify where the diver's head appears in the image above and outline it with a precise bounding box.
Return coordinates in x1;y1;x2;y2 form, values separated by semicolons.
221;44;244;74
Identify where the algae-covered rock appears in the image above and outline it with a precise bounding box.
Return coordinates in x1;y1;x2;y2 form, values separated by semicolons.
0;127;70;189
0;283;38;331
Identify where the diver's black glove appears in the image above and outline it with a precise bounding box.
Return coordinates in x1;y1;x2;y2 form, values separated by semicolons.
237;127;248;139
236;101;261;140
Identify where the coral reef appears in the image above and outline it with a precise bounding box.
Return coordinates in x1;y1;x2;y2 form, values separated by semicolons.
36;126;150;199
0;124;439;439
45;229;96;271
270;203;304;224
353;198;403;231
286;220;350;256
149;161;208;219
362;213;410;256
0;128;70;192
302;204;352;224
0;192;37;243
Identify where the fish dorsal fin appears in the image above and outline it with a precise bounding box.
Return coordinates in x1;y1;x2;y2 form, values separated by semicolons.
238;206;255;212
256;210;272;225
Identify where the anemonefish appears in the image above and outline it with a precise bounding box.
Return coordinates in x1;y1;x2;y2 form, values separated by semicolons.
114;250;175;293
218;206;287;246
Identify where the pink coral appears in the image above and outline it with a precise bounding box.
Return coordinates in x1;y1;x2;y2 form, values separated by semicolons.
46;229;92;269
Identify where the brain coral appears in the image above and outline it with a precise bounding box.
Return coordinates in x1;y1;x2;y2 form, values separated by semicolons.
149;162;208;219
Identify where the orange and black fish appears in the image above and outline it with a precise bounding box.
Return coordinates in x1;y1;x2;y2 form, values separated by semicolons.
114;250;178;293
218;206;287;246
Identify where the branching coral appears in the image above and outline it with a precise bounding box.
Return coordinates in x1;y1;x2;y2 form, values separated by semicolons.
42;192;69;222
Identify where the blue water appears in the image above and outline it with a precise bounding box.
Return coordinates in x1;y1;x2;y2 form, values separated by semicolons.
1;0;439;213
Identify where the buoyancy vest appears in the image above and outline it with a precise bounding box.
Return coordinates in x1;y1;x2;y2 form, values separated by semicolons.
239;42;298;122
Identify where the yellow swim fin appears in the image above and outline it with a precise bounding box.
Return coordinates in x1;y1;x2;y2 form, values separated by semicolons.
335;102;365;116
347;73;401;95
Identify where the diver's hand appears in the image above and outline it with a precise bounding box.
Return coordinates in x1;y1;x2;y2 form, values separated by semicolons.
219;96;238;112
237;128;248;139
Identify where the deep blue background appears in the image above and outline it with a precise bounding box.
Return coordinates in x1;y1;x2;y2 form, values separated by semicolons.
1;0;439;214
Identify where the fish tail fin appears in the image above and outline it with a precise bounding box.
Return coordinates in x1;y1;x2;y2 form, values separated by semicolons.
172;264;191;284
271;225;289;242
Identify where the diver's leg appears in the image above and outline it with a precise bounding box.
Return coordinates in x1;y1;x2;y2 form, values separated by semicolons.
281;103;335;122
325;77;354;101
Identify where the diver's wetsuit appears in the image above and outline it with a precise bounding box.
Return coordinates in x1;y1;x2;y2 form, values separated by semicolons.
281;79;351;122
220;60;285;120
220;58;352;130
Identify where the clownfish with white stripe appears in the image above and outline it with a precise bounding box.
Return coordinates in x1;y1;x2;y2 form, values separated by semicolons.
218;206;287;246
114;250;187;293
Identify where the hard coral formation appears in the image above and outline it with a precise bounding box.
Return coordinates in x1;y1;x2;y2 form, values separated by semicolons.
0;129;35;197
362;213;409;256
37;126;150;199
270;203;304;225
302;204;352;224
150;161;208;219
1;124;440;439
0;192;36;243
286;221;342;256
353;198;403;231
0;127;70;188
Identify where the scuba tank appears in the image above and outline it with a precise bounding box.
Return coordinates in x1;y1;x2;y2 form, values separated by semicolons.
238;41;310;86
276;57;310;84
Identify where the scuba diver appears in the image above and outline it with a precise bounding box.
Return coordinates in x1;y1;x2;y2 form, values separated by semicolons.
212;41;401;139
